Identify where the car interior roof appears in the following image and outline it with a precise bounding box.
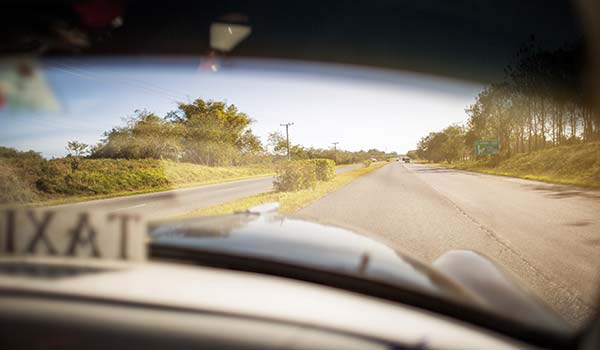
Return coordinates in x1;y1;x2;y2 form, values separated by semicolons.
0;0;583;83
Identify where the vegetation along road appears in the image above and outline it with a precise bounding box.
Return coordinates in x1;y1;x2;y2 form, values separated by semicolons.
296;161;600;327
46;164;362;218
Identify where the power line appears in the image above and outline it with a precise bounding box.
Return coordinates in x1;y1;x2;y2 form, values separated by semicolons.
65;59;193;100
48;63;186;102
280;122;294;161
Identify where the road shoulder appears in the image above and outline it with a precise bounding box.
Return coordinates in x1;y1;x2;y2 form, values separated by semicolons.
177;163;388;218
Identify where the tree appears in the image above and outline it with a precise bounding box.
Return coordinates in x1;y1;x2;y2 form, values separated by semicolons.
91;99;264;166
416;125;466;163
440;125;466;163
406;150;417;159
66;141;89;157
66;140;89;172
417;132;446;162
459;38;592;160
91;110;181;160
176;99;262;166
267;131;288;156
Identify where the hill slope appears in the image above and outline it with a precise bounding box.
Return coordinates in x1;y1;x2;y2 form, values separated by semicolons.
446;142;600;187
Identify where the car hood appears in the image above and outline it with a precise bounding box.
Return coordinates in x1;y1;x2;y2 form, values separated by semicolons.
149;211;473;303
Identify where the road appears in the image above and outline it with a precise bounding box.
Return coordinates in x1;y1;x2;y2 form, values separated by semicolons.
48;164;362;218
296;162;600;326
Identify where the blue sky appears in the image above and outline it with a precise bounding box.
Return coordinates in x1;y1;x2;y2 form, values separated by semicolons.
0;57;481;158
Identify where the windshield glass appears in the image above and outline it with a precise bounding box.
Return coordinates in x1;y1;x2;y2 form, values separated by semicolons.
2;54;598;329
0;0;598;343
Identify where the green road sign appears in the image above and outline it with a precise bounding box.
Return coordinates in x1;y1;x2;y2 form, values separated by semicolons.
475;140;500;155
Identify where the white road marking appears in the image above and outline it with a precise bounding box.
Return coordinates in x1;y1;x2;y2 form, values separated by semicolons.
114;203;147;211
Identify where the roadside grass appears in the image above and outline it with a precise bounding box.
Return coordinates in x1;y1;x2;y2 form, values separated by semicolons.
28;174;273;207
412;159;429;164
435;142;600;187
161;161;272;184
44;163;361;208
335;163;359;169
2;158;273;206
178;162;387;217
335;163;358;169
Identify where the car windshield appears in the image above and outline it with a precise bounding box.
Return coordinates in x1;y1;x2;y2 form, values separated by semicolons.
0;0;599;345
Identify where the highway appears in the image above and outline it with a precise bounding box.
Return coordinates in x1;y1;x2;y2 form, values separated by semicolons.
48;164;362;218
45;160;599;325
296;162;600;326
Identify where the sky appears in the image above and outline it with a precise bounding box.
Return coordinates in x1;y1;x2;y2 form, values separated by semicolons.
0;57;482;158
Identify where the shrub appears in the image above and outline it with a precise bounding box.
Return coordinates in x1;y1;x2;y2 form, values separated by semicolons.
0;150;46;203
0;162;40;204
36;158;171;195
274;160;317;191
311;158;335;181
362;159;372;168
29;158;274;198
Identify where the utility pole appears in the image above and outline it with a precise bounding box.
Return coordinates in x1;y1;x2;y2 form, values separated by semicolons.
280;122;294;160
332;142;339;164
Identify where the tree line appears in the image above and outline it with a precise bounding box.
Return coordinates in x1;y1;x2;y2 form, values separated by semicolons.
266;131;389;165
72;98;385;166
415;38;598;163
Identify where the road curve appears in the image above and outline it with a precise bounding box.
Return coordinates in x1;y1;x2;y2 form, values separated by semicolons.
296;162;600;326
46;163;363;218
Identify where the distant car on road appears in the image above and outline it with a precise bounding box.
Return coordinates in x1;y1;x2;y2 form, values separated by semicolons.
402;157;411;163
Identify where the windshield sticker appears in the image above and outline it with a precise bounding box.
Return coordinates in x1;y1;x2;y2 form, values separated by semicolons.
0;58;60;112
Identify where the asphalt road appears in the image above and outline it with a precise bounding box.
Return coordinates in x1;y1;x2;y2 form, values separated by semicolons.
48;164;362;218
296;162;600;326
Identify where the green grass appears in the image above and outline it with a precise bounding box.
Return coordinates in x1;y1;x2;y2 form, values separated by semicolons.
28;174;273;207
335;163;359;168
177;162;386;217
437;142;600;187
412;159;429;164
1;158;273;205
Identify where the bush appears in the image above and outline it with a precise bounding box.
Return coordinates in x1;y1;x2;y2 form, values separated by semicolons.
0;151;275;203
312;158;335;181
362;159;372;168
274;160;317;191
0;162;40;204
36;158;173;195
0;150;46;203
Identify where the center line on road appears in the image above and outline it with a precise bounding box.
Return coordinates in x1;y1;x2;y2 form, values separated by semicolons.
114;203;147;211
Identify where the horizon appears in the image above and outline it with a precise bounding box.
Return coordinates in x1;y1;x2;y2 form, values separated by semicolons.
0;58;482;158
